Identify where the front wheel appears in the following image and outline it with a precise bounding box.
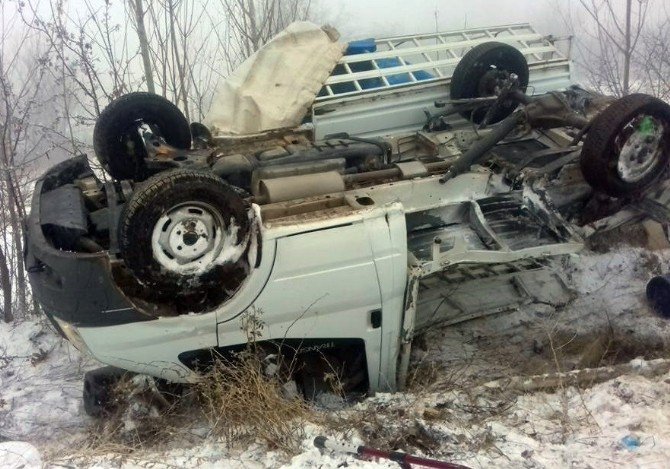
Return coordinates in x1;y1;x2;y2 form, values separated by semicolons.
93;92;192;181
580;94;670;198
118;169;253;296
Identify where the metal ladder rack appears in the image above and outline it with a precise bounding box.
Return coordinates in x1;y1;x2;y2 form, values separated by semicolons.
318;23;570;101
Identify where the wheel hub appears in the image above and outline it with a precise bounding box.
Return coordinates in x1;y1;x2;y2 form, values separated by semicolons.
477;68;513;97
617;115;665;183
151;202;226;272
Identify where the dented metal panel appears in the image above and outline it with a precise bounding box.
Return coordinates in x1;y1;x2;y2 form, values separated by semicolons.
414;264;572;331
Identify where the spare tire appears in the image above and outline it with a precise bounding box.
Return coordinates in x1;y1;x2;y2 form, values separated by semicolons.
580;94;670;198
93;92;191;181
118;169;252;295
450;42;529;124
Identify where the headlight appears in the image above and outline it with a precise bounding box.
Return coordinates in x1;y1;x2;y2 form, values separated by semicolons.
53;317;91;354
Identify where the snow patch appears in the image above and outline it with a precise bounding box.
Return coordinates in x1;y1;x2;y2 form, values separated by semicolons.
0;442;42;468
2;246;670;467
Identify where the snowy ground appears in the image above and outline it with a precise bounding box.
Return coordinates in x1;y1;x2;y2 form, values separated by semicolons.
2;245;670;468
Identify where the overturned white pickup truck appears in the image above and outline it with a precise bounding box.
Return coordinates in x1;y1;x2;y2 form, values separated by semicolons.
25;23;670;415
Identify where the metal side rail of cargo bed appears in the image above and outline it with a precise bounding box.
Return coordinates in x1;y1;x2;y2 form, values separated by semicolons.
396;191;583;389
312;23;573;139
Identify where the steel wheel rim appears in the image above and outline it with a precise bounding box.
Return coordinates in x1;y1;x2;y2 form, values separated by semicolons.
150;201;226;274
616;115;665;183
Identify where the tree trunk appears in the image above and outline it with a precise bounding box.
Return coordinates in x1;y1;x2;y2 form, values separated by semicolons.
10;208;26;316
167;0;190;121
247;0;260;53
0;140;27;318
0;244;13;323
131;0;155;94
623;0;632;95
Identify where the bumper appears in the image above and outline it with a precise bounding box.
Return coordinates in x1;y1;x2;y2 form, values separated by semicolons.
25;156;154;329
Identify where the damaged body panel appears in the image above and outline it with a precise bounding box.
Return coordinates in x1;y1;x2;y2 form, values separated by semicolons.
26;157;153;328
24;24;670;404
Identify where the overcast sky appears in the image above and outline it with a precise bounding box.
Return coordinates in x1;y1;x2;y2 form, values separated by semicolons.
73;0;570;40
313;0;569;40
25;0;669;46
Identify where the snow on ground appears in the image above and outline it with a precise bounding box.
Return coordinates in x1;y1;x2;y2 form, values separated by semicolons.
0;319;94;445
1;245;670;468
0;442;42;467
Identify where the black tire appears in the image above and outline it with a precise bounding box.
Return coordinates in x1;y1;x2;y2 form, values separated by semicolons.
580;94;670;197
450;42;529;124
83;367;128;417
118;169;251;295
647;275;670;318
93;92;191;181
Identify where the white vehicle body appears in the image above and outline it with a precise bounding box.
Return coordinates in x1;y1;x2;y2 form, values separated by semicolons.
29;24;667;397
76;163;580;391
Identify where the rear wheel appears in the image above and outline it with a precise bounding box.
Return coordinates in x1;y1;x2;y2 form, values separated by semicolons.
450;41;529;124
93;92;191;181
580;94;670;197
118;169;252;295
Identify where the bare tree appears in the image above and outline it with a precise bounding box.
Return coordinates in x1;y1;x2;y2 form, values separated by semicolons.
129;0;155;93
639;15;670;100
22;0;140;126
0;2;65;322
0;244;11;322
216;0;312;67
23;0;315;128
140;0;218;120
559;0;670;99
571;0;650;96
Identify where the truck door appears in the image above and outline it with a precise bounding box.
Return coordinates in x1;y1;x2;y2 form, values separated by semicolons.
217;207;404;390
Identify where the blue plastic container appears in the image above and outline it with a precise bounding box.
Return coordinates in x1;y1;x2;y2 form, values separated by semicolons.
324;37;434;95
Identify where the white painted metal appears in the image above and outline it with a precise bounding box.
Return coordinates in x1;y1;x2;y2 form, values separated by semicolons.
217;208;405;391
318;24;569;100
77;237;278;383
72;25;584;393
413;265;572;331
312;24;573;139
77;167;583;390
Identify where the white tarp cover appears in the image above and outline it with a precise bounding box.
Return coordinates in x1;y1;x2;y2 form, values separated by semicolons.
206;22;343;135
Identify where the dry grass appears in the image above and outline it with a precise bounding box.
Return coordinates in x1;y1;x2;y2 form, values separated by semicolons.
64;350;313;463
196;349;312;455
78;375;188;455
322;396;441;454
320;380;516;464
545;325;670;374
529;312;670;444
405;357;439;390
75;309;310;457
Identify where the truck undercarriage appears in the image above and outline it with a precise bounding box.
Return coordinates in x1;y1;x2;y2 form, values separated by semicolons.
24;23;670;415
